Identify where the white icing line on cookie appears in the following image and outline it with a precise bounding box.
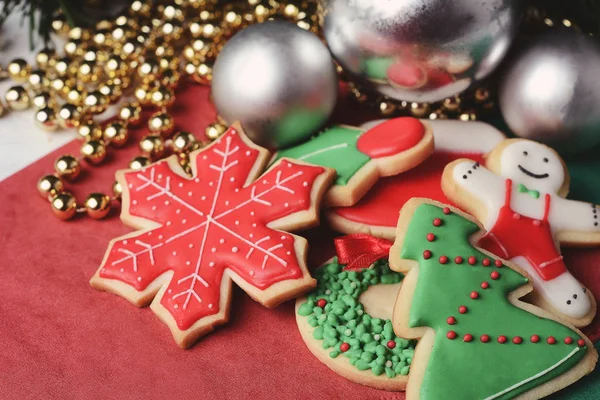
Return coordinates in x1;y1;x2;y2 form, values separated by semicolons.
295;143;349;160
484;347;580;400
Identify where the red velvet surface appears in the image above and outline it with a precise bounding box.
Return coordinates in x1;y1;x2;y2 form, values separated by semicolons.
1;84;599;399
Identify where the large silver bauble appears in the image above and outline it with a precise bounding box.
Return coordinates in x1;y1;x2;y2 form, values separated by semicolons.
321;0;521;102
500;29;600;155
212;21;338;149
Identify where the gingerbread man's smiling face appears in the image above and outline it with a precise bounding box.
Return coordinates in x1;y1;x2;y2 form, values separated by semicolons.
498;140;566;194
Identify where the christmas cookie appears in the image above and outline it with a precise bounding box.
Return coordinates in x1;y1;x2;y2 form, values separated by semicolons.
272;117;434;207
389;198;597;400
90;123;335;348
327;119;505;239
295;256;417;390
442;139;600;327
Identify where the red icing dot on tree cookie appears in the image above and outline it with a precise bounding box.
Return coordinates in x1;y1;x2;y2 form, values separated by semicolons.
468;256;477;265
531;335;540;343
317;299;327;308
470;291;479;299
387;340;396;349
463;334;473;342
480;334;490;343
491;271;500;280
458;306;468;314
427;233;436;242
547;336;556;345
439;255;449;264
482;258;491;267
340;342;350;352
495;260;503;267
498;335;507;344
356;117;425;158
578;339;586;347
443;207;451;215
454;256;464;264
423;250;432;259
481;281;489;289
564;337;573;345
447;316;456;325
433;218;442;227
447;331;457;340
513;336;523;344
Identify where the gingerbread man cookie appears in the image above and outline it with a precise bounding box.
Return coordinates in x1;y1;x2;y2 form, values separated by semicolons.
272;117;434;207
327;119;506;239
91;123;335;348
442;139;600;327
390;198;597;400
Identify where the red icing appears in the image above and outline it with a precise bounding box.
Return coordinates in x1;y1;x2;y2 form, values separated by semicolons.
513;336;523;344
498;335;508;344
547;336;556;345
531;335;540;343
99;128;326;330
433;218;442;227
463;334;473;342
470;291;479;299
454;256;464;264
578;339;586;347
468;256;477;265
480;334;490;343
478;179;568;281
491;271;500;280
443;207;451;215
495;260;503;267
565;337;573;344
387;340;396;349
332;152;487;228
447;316;456;325
423;250;432;259
482;258;491;267
447;331;457;340
317;299;327;308
356;117;425;158
481;281;489;289
340;343;350;352
459;306;468;314
427;233;436;242
439;256;449;264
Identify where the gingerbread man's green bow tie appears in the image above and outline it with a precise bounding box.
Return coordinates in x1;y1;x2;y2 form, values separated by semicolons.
518;183;540;199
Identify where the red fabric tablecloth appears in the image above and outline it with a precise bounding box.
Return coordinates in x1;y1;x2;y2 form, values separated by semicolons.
1;84;599;399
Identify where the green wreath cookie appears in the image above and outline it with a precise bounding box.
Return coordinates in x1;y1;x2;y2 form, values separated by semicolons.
295;258;416;390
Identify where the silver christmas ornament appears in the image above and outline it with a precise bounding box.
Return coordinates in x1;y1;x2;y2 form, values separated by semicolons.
321;0;521;102
500;29;600;155
212;21;338;149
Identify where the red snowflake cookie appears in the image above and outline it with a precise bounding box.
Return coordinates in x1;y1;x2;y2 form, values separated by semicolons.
91;123;335;348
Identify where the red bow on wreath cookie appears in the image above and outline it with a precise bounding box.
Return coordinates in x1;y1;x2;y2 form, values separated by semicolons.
334;234;393;271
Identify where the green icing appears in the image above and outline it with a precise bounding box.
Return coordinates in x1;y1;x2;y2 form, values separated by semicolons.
273;126;370;186
362;57;394;81
297;258;417;378
398;203;588;400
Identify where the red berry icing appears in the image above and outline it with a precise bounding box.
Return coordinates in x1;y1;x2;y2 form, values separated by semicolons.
498;335;507;344
491;271;500;280
564;337;573;345
578;339;586;347
423;250;432;259
387;340;396;349
494;260;503;267
340;342;350;352
439;256;449;264
433;218;442;227
480;334;490;343
470;291;479;299
317;299;327;308
443;207;451;215
458;306;468;314
357;117;425;158
468;256;477;265
547;336;556;345
454;256;464;264
447;331;457;340
427;233;436;242
513;336;523;344
482;258;491;267
531;335;540;343
447;316;456;325
480;281;489;289
463;334;473;342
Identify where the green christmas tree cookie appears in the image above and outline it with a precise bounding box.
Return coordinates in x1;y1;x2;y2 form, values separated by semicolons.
389;199;597;400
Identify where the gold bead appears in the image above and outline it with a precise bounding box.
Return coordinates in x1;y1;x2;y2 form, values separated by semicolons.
158;55;180;73
410;102;430;118
379;101;397;117
85;193;112;219
159;69;181;89
54;155;81;180
120;39;143;59
172;131;198;153
184;61;198;76
53;57;71;76
193;62;213;85
459;109;477;121
38;174;64;199
130;0;152;18
148;111;175;137
474;88;490;103
68;26;90;41
57;104;83;129
442;96;461;112
134;85;153;106
32;91;55;110
64;39;85;57
205;123;227;141
7;58;31;83
112;180;123;199
178;152;191;175
351;88;368;103
104;55;128;79
35;48;56;70
103;121;129;147
35;106;59;131
27;69;49;92
150;86;175;108
283;4;300;19
77;119;103;141
84;91;109;114
51;16;69;37
119;102;142;126
51;192;78;220
129;156;152;170
158;20;184;40
50;76;75;97
163;4;184;21
65;85;87;107
5;85;30;111
92;30;110;47
111;26;130;44
138;58;161;83
139;135;166;159
98;81;123;104
81;140;107;164
77;60;103;84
